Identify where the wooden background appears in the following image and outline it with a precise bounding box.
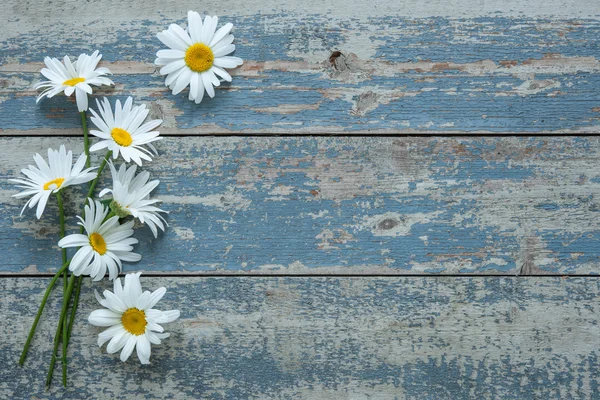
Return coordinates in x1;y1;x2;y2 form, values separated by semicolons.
1;0;600;398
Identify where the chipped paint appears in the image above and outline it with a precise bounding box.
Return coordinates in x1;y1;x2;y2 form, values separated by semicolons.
3;277;600;398
2;136;600;275
1;15;600;133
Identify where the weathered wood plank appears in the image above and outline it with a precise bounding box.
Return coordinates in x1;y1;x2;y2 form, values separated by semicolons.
2;277;599;398
1;1;599;133
2;136;600;275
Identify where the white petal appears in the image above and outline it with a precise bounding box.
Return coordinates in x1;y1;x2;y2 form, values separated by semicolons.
157;30;187;52
58;234;90;248
170;23;193;47
156;49;185;59
210;23;233;47
211;66;232;82
75;87;89;112
120;335;137;362
172;68;192;95
155;310;180;324
212;44;235;58
35;191;51;219
187;11;203;43
213;56;243;69
107;330;129;354
136;335;151;364
160;59;186;76
144;287;166;310
202;73;215;98
98;325;126;347
88;309;122;326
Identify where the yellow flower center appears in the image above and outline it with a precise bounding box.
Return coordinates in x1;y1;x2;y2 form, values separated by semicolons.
184;43;214;72
89;232;107;255
43;177;65;191
111;127;133;147
63;77;85;86
121;308;147;335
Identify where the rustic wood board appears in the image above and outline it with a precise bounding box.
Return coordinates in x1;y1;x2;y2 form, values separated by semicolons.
3;0;600;398
1;1;599;133
2;277;599;399
2;136;600;275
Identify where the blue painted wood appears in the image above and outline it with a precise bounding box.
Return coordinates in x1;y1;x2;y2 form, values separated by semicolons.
2;136;600;275
1;16;599;133
2;71;600;133
2;16;599;64
3;277;599;398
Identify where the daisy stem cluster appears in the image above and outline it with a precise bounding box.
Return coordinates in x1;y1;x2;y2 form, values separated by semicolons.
18;260;70;366
47;273;75;389
56;190;69;386
46;150;112;387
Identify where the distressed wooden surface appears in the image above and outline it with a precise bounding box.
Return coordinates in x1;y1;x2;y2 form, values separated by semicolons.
2;277;599;399
3;136;600;275
3;0;600;398
1;1;600;133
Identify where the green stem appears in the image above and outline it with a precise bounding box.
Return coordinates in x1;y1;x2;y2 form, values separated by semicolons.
80;111;90;169
56;192;68;294
65;275;83;344
46;274;76;389
19;261;70;366
84;151;112;211
56;190;70;386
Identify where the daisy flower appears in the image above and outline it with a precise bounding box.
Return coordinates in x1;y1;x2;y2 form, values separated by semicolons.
9;145;96;219
155;11;243;104
89;272;180;364
58;199;141;281
89;97;163;166
34;51;114;112
99;162;168;238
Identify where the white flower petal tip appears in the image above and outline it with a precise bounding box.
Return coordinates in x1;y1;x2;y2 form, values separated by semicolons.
89;272;180;364
155;12;243;104
100;162;167;237
60;198;141;281
35;51;114;112
89;97;163;166
10;146;97;219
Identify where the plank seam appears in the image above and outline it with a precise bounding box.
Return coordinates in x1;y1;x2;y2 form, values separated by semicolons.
0;273;596;278
1;133;600;138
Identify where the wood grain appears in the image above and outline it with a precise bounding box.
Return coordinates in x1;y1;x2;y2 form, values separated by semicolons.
2;136;600;275
2;276;599;399
1;1;599;133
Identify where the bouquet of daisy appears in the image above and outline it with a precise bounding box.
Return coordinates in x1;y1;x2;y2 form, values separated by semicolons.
14;10;243;388
14;53;179;388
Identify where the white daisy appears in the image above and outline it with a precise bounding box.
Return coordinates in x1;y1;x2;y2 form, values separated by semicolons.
58;199;141;281
99;162;168;238
155;11;243;104
9;145;96;219
89;97;163;166
89;272;180;364
34;51;114;112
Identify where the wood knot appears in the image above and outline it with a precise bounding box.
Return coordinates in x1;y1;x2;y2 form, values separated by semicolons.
378;218;400;230
329;51;343;69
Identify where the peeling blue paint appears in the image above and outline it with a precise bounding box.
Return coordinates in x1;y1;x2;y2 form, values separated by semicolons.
2;70;599;132
1;137;597;274
5;277;600;398
2;16;599;65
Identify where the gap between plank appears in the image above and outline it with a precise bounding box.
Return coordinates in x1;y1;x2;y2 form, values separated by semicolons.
0;273;597;278
2;133;600;138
